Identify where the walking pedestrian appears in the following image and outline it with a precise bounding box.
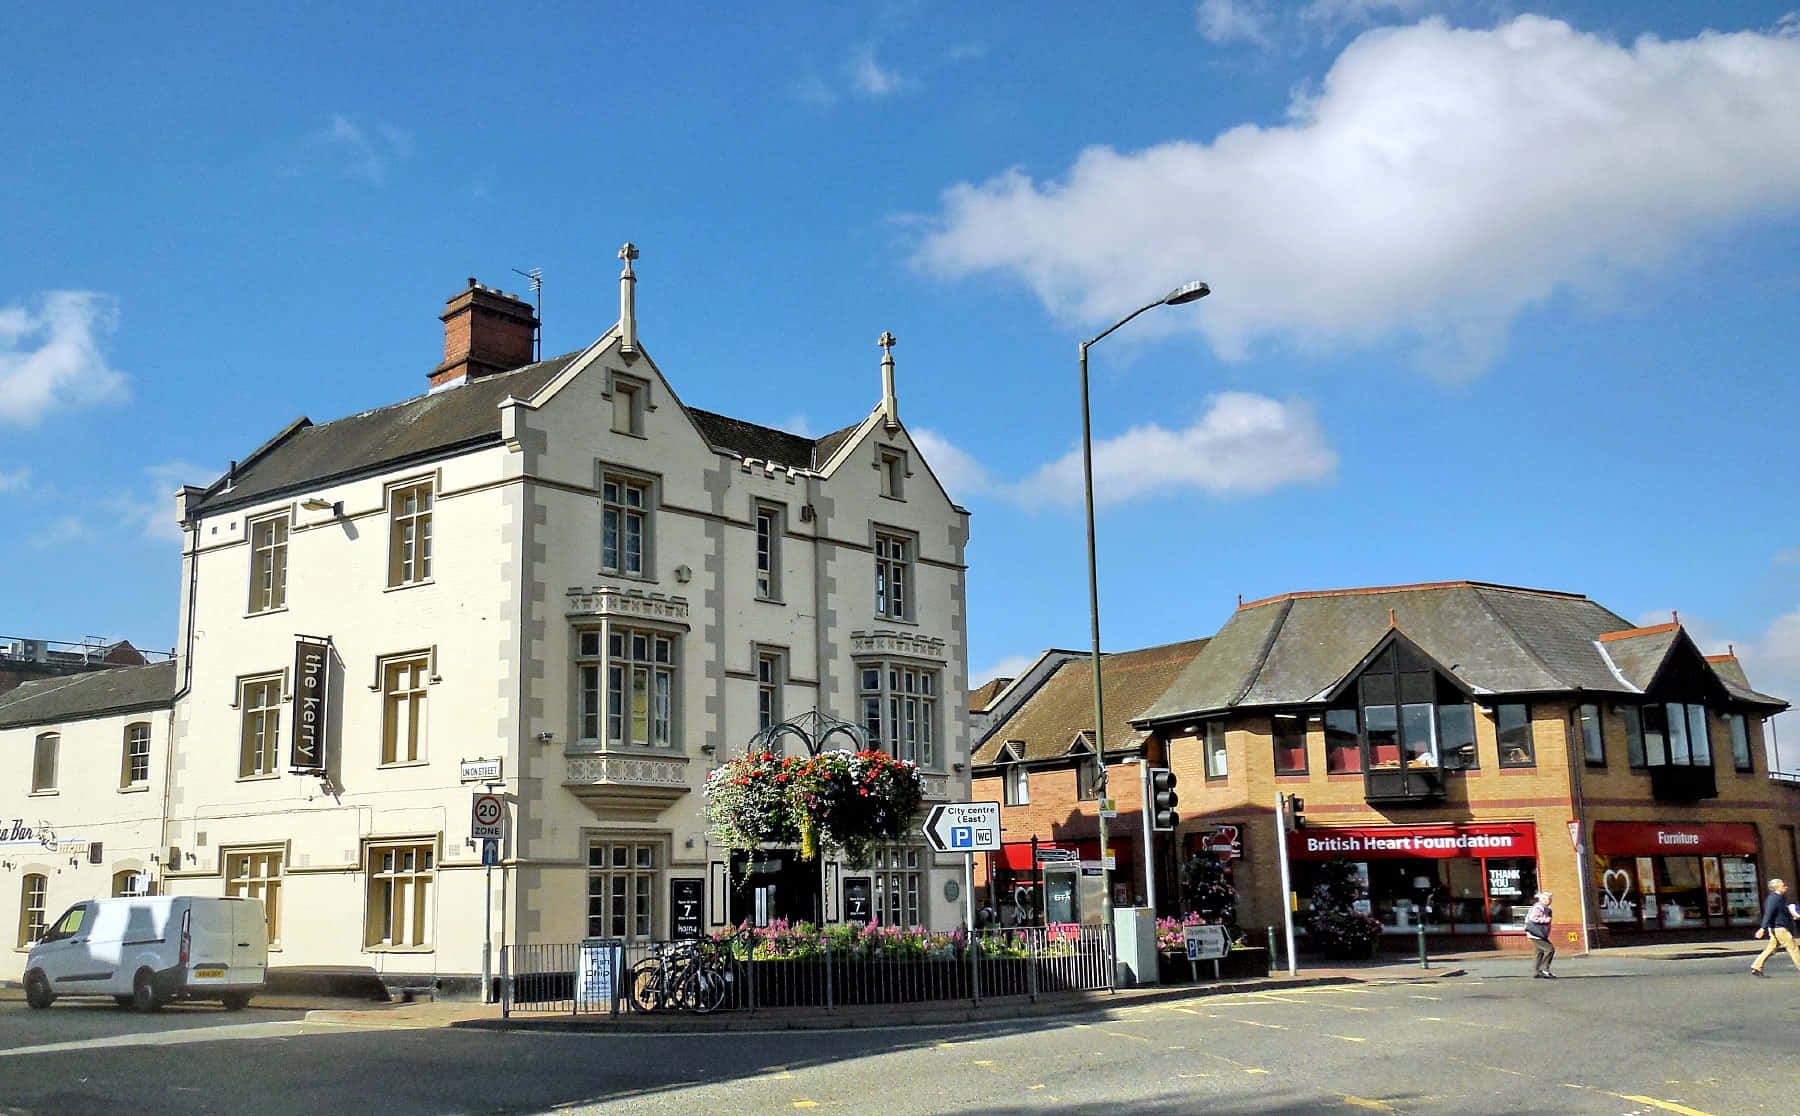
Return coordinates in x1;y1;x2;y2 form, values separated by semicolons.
1749;878;1800;977
1525;890;1555;978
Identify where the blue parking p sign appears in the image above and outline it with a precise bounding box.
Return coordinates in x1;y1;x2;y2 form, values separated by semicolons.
923;802;1002;854
952;825;973;849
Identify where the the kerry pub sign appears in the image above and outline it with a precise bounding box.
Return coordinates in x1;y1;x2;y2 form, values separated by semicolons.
291;636;330;774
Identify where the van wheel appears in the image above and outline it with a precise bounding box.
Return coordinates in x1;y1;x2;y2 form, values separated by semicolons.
24;971;54;1010
221;992;251;1011
132;970;164;1013
114;995;134;1009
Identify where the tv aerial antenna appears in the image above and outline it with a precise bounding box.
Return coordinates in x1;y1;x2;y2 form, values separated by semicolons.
512;266;543;361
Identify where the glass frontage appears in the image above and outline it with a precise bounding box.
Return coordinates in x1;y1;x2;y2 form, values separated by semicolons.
1590;822;1760;931
1290;824;1538;935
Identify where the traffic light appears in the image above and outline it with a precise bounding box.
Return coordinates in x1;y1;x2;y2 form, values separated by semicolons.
1283;794;1307;831
1149;768;1180;831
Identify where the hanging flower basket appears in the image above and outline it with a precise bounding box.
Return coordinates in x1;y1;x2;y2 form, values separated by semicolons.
704;749;924;867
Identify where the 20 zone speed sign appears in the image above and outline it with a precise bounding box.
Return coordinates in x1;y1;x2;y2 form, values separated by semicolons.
471;793;504;839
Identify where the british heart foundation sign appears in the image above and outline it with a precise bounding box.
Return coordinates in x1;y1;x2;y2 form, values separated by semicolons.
290;637;330;773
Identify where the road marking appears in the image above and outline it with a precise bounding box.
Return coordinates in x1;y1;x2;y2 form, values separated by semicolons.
1340;1096;1397;1112
972;1060;995;1067
1324;1033;1366;1043
1562;1084;1717;1116
1105;1031;1151;1042
1222;1018;1286;1030
792;1102;818;1109
1409;994;1442;1001
0;1020;322;1058
1413;1016;1442;1022
1028;1084;1045;1091
1446;1056;1530;1079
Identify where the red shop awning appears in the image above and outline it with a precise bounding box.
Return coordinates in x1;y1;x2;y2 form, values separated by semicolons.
1591;821;1758;857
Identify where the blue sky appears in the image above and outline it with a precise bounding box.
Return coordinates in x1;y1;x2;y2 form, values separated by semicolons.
4;2;1799;759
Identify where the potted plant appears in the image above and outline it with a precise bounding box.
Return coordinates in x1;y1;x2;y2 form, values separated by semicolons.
1303;856;1384;960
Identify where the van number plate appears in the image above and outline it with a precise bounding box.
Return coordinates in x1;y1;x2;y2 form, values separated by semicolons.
195;968;225;979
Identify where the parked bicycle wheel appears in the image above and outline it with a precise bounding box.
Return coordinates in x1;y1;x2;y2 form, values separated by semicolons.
688;965;728;1014
628;959;665;1012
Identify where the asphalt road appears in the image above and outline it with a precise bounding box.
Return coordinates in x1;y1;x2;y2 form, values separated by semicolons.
2;954;1797;1115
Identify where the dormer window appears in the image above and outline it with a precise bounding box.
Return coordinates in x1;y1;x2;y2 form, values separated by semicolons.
1343;641;1474;804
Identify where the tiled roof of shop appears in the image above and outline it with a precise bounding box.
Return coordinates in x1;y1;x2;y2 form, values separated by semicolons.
0;661;176;728
972;639;1208;767
1136;581;1785;723
687;410;820;471
969;678;1013;713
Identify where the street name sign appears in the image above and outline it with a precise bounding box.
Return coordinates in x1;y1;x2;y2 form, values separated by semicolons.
922;802;1001;854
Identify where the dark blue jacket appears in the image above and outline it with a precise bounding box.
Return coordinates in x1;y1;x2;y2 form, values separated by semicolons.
1760;891;1795;932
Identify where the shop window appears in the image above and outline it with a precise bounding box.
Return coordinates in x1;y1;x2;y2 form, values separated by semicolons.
1272;714;1307;775
1728;713;1753;772
1439;703;1476;769
1353;643;1474;782
1497;703;1534;767
1578;703;1605;766
1324;708;1360;773
1639;703;1713;767
588;841;659;942
1204;722;1228;779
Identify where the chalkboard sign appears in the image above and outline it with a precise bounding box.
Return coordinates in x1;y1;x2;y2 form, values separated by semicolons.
843;876;873;924
671;878;704;939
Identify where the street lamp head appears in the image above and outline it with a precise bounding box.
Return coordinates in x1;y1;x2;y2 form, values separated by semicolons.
1162;280;1211;306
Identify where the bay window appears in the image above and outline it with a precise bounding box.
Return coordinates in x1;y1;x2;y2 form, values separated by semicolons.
576;626;679;749
858;659;937;767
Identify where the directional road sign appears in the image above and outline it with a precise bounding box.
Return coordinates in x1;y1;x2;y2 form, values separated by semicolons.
922;801;1001;854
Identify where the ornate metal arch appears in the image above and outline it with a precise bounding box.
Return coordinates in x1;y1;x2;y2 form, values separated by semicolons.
744;709;870;758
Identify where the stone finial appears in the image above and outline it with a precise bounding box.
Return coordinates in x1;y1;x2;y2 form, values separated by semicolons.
879;330;898;430
619;243;640;355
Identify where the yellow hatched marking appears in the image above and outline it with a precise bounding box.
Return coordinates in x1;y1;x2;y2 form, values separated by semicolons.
972;1060;995;1068
1446;1056;1530;1079
1325;1033;1366;1043
1409;993;1442;1000
1106;1031;1151;1042
1413;1016;1442;1022
1223;1018;1286;1030
1177;1073;1217;1079
792;1103;818;1109
1340;1097;1396;1113
1028;1085;1045;1091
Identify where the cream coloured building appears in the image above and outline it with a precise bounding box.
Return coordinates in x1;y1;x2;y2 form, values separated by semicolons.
3;248;972;993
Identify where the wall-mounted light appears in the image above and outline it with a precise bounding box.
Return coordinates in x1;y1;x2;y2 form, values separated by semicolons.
952;762;966;773
535;731;554;743
700;743;717;755
301;497;343;516
674;564;693;583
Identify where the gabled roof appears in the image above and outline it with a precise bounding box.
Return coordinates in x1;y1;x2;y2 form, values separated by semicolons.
972;639;1208;767
1137;581;1787;723
0;661;176;729
1706;654;1786;707
688;409;821;472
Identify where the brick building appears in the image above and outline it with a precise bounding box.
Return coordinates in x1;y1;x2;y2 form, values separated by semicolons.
977;581;1795;953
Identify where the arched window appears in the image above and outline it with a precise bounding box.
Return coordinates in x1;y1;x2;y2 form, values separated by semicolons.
17;873;47;947
122;722;152;787
32;733;58;792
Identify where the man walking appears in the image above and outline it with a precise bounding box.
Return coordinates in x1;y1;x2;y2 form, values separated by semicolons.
1526;890;1555;978
1749;878;1800;977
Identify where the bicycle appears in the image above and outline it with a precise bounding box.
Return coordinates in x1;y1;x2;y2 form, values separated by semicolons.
628;937;731;1013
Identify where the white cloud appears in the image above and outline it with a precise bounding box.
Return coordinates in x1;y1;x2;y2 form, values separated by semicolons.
0;466;29;492
1008;392;1337;508
313;114;412;185
1640;605;1800;775
916;15;1800;378
0;291;128;426
108;462;209;543
848;43;913;97
1299;0;1436;37
1197;0;1275;48
973;654;1036;689
911;427;994;500
29;515;85;549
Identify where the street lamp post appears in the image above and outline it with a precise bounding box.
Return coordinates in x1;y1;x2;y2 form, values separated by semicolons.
1079;280;1210;945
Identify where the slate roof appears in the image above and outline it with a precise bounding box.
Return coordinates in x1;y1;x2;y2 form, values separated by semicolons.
1706;655;1784;706
1136;581;1787;724
973;639;1208;767
187;348;874;516
0;661;176;729
190;353;581;515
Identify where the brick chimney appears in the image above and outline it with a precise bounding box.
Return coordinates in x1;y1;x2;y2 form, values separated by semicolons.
429;278;539;389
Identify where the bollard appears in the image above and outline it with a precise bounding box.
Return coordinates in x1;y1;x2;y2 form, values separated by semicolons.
1417;918;1429;970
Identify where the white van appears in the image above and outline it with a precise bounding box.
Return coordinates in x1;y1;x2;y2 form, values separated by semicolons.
23;896;268;1012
